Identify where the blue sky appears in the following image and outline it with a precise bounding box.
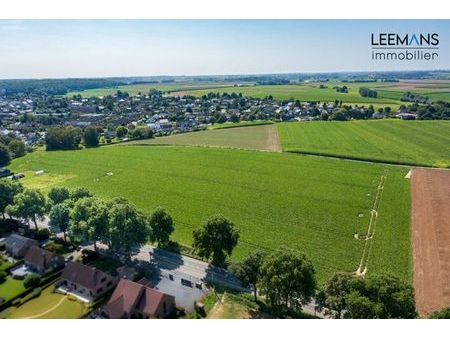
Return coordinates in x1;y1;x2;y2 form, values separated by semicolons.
0;20;449;79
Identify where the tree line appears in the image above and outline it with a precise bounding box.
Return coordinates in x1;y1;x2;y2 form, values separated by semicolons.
44;125;154;151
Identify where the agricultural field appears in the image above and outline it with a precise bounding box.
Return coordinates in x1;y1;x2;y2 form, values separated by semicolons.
277;120;450;167
128;124;281;152
170;82;403;109
8;145;411;283
64;82;238;98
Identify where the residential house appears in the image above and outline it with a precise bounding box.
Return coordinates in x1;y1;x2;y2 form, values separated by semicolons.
60;262;118;300
24;246;65;276
102;278;176;319
5;234;38;258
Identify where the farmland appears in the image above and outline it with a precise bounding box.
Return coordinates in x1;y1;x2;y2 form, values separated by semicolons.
8;145;411;283
64;82;238;97
277;120;450;167
128;124;281;152
169;82;403;108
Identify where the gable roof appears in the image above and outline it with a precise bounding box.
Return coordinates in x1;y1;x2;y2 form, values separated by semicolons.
103;278;172;318
6;234;38;250
62;261;114;291
25;246;64;270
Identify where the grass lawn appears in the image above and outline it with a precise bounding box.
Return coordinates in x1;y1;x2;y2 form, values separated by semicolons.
6;285;87;319
9;145;411;283
128;124;281;152
0;277;26;302
277;120;450;167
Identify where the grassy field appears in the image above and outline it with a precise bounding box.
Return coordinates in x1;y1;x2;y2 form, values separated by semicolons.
65;82;238;98
277;120;450;167
6;286;87;319
168;81;412;109
0;277;26;302
128;124;281;152
8;146;410;283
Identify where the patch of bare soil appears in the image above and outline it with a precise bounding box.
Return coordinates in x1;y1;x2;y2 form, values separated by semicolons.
265;124;282;152
411;168;450;317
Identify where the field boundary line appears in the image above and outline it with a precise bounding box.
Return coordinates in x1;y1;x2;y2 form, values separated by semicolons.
285;150;450;170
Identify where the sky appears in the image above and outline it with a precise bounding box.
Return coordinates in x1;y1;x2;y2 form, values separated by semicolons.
0;20;449;79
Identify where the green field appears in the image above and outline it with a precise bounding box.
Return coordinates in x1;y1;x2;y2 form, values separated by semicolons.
8;145;411;283
170;83;404;109
128;124;281;152
65;82;238;97
277;120;450;167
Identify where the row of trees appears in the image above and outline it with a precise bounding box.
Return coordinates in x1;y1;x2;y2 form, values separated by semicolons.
359;87;378;98
0;179;240;267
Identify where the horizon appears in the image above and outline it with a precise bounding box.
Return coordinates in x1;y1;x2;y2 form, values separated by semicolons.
0;20;449;79
1;69;450;81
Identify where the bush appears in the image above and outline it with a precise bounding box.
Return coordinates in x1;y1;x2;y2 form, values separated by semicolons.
81;249;99;264
24;274;41;289
67;294;78;302
0;270;6;283
11;298;23;306
33;228;51;241
44;242;64;254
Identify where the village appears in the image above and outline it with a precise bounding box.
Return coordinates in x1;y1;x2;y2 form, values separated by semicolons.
0;87;417;148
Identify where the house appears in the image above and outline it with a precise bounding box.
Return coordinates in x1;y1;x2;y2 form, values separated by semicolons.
24;246;65;275
5;234;38;258
102;278;176;319
60;262;118;300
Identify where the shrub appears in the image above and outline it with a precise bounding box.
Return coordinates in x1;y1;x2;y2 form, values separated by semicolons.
0;270;6;283
67;294;78;302
12;298;23;306
34;228;51;241
24;274;41;289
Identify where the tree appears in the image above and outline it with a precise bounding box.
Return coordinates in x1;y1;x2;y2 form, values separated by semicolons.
8;139;26;158
83;126;100;148
24;274;41;289
116;126;128;138
230;249;267;301
108;198;150;259
192;215;239;267
70;187;93;201
345;291;380;319
429;307;450;319
259;246;316;315
0;144;11;167
315;272;356;318
148;207;174;248
71;197;109;250
49;203;70;242
45;126;82;151
48;186;70;205
0;179;23;219
6;189;48;230
317;273;417;319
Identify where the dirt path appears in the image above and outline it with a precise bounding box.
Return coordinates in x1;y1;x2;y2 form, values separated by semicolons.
265;124;282;152
207;294;226;319
411;168;450;317
355;171;387;275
